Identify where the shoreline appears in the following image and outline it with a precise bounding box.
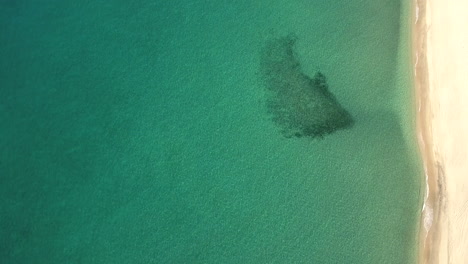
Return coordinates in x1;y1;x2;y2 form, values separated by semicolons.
414;0;468;263
413;0;441;262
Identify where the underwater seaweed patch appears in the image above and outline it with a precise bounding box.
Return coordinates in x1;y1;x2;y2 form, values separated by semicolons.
260;35;354;138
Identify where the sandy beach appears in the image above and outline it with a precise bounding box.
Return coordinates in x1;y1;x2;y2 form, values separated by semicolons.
415;0;468;263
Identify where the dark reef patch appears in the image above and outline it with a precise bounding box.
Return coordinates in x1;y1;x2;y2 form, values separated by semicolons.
260;35;354;138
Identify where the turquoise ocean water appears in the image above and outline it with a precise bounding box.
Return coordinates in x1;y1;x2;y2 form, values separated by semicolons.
1;0;422;263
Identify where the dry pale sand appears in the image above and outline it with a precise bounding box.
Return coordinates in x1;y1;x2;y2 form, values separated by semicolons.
414;0;468;263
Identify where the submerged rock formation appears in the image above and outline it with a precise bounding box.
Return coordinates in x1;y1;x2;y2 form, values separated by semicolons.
260;35;354;138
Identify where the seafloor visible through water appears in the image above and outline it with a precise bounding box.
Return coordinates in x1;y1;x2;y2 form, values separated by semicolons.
1;0;422;263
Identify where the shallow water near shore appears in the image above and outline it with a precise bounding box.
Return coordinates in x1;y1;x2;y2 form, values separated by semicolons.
1;0;422;263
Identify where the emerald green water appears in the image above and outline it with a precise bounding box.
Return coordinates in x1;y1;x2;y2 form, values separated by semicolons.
1;1;422;263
